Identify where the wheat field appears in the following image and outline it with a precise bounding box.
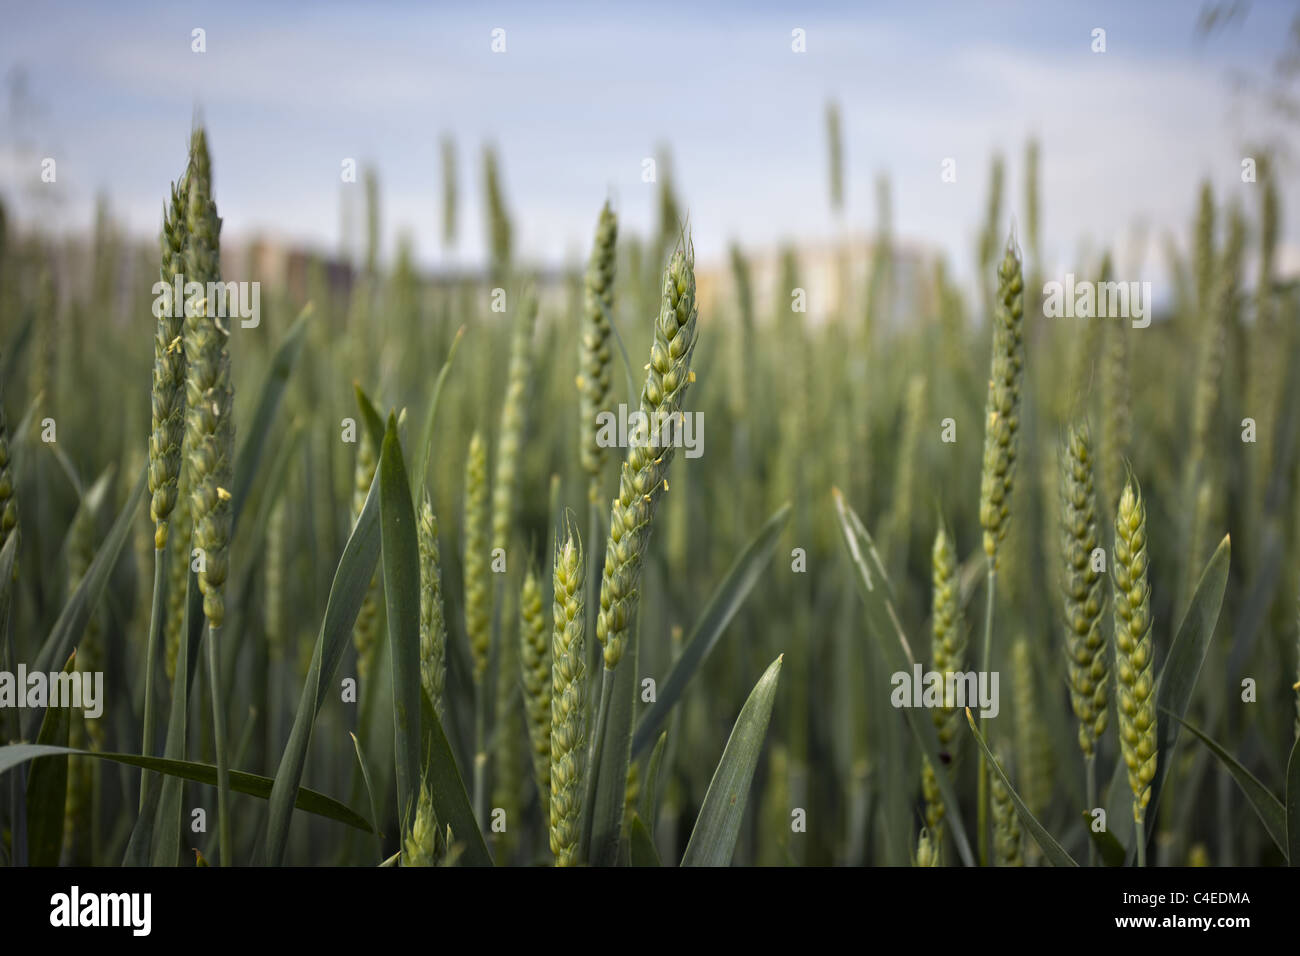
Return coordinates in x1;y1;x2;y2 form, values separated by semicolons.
1;5;1299;872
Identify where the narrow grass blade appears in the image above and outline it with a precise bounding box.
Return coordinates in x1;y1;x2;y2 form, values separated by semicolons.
1106;535;1230;856
681;654;782;867
1171;713;1287;858
1288;734;1300;867
1;308;36;388
628;814;661;866
831;488;976;867
355;383;387;447
378;414;422;836
1082;811;1127;866
1;744;371;832
414;325;464;495
418;689;492;865
965;709;1078;866
350;732;384;863
24;650;77;866
29;466;146;714
231;304;311;526
265;468;382;865
638;731;668;836
632;502;791;756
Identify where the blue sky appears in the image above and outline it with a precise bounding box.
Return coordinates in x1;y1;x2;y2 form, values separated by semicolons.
1;0;1296;283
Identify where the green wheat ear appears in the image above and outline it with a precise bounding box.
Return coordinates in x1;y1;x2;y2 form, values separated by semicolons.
921;522;965;843
549;519;585;866
519;564;551;816
1059;424;1108;757
1112;476;1156;825
978;231;1025;568
597;242;699;671
181;125;234;631
463;430;490;685
914;827;940;867
579;202;618;503
148;177;188;551
418;490;448;720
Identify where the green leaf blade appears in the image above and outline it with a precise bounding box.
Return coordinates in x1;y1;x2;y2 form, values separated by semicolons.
965;711;1078;867
632;502;791;757
681;654;783;867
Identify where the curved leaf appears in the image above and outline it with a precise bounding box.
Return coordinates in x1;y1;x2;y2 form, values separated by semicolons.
681;655;782;867
1288;734;1300;867
638;731;668;836
265;466;383;865
2;744;370;833
1172;712;1286;859
632;502;792;756
379;414;422;835
231;304;311;527
414;325;465;495
28;466;146;735
1082;811;1127;867
832;489;976;867
350;732;384;863
418;689;491;865
25;651;77;866
965;710;1078;867
628;814;661;867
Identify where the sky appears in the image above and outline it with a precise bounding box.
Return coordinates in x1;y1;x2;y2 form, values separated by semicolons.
1;0;1297;285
